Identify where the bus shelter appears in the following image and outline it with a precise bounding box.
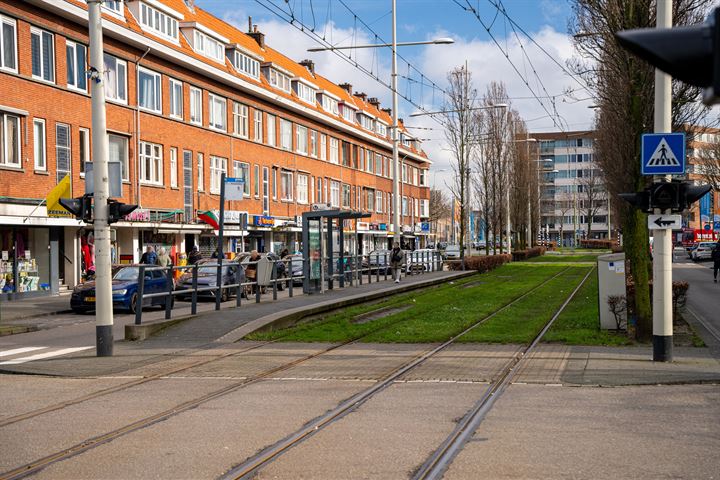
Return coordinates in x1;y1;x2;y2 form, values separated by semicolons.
301;209;370;294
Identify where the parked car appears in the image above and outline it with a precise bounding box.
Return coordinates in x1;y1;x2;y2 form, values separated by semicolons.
71;264;173;314
365;250;392;274
176;259;244;302
286;254;305;286
472;241;486;249
444;245;462;259
691;241;716;261
406;249;438;273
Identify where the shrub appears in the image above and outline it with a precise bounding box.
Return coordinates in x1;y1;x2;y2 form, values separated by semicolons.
626;280;689;320
511;247;546;261
447;254;512;273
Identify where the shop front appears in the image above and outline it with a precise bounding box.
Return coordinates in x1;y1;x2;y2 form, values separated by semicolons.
272;216;302;254
247;215;274;253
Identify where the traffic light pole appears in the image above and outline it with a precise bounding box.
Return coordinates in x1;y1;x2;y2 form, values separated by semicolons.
88;0;114;356
653;0;673;362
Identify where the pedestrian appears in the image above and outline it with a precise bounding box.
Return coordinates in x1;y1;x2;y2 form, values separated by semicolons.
140;246;157;265
211;248;221;259
712;241;720;283
280;248;289;258
390;242;404;283
156;247;172;268
188;246;202;265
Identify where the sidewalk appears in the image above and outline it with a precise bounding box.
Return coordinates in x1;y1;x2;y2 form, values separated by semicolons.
0;292;72;329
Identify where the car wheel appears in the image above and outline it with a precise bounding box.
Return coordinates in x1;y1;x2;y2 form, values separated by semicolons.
129;293;138;314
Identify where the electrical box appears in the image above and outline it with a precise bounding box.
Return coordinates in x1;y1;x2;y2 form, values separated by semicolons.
597;253;627;330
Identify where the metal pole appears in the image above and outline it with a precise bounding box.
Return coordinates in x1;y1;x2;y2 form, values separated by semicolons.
527;135;532;249
653;0;673;362
216;173;225;311
88;0;113;356
391;0;401;245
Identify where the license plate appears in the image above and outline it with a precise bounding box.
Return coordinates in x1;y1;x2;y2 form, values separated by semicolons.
85;296;96;302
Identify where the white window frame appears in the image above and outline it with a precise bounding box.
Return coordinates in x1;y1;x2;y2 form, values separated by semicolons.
321;95;339;115
320;134;327;161
329;137;339;164
272;168;278;200
232;50;260;79
280;119;292;151
138;66;162;113
233;161;250;196
375;153;382;175
294;81;316;104
139;2;179;42
79;127;90;176
108;133;128;181
266;114;276;147
103;54;127;104
139;141;163;185
310;130;318;158
295;125;308;155
193;29;224;62
268;68;291;92
209;155;227;194
342;184;350;208
254;164;260;198
189;87;202;125
330;181;340;208
170;147;178;188
103;1;123;15
33;119;46;171
340;104;355;123
0;113;21;167
297;173;308;204
233;102;248;138
366;189;374;212
253;110;263;142
375;191;383;213
366;151;373;173
169;78;183;119
65;40;87;92
208;93;227;131
281;170;293;201
197;152;204;191
0;15;18;72
31;27;54;83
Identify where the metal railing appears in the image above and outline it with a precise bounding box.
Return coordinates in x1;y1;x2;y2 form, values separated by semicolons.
132;251;446;325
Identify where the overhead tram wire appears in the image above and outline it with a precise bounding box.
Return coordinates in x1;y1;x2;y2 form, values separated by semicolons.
254;0;449;128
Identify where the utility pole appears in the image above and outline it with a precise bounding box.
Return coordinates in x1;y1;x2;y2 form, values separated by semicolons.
88;0;113;356
653;0;673;362
391;0;401;246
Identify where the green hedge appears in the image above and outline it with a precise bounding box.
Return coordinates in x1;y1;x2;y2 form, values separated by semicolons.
447;254;512;273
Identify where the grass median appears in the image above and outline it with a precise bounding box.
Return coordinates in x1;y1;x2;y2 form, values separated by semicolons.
523;254;601;263
246;264;566;343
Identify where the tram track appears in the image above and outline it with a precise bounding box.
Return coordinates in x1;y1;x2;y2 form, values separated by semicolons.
0;267;570;480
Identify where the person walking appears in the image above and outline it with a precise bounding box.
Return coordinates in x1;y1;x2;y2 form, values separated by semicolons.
156;247;172;268
390;242;404;284
712;241;720;283
188;246;202;265
140;246;157;265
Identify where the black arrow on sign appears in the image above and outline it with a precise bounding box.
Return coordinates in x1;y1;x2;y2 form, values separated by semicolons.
654;217;674;227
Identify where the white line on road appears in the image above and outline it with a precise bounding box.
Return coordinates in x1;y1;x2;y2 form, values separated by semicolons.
0;346;93;365
0;346;46;358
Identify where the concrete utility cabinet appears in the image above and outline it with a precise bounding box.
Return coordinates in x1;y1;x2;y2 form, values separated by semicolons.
255;256;273;287
597;253;627;330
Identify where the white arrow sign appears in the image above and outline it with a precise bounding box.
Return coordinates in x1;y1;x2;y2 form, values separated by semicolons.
648;214;682;230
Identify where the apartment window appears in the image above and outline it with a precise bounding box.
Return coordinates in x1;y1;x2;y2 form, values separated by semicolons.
103;1;123;14
262;167;269;214
66;41;87;91
358;148;365;171
329;137;339;164
0;15;17;71
419;169;427;186
209;94;227;131
296;125;308;155
376;122;387;137
193;30;224;62
169;78;183;119
272;168;278;199
190;87;202;124
31;28;54;83
280;119;292;150
253;164;260;198
321;95;339;115
402;164;408;183
140;141;163;185
413;167;418;185
358;114;374;131
267;68;291;92
79;128;89;175
376;191;383;213
197;152;204;191
139;2;178;41
366;151;374;173
108;134;128;180
281;170;293;201
297;173;308;204
233;161;250;196
104;54;126;103
33;119;46;171
375;153;382;175
267;114;276;147
402;197;408;216
138;67;162;113
341;141;350;167
233;103;248;137
342;184;350;208
329;181;340;208
230;50;259;79
294;81;316;104
170;147;178;188
310;130;318;157
210;156;227;194
367;189;375;212
253;110;263;142
316;177;323;203
55;123;71;183
340;104;355;123
320;134;327;161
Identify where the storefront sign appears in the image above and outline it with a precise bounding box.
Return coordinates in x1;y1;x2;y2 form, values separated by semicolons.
357;221;370;231
379;223;388;231
1;251;7;261
402;225;413;233
224;210;248;227
46;175;73;218
369;223;379;231
124;209;151;222
253;215;275;227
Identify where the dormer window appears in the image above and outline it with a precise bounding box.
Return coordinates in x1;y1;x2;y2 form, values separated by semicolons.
264;67;291;93
376;121;387;137
103;1;123;14
358;113;374;131
138;2;179;41
319;93;339;115
193;30;224;62
229;49;260;79
293;80;316;105
340;103;356;123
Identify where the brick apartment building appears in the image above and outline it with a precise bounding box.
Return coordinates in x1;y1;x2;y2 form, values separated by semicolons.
0;0;431;297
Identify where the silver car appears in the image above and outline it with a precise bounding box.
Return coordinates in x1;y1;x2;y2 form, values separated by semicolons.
691;242;717;261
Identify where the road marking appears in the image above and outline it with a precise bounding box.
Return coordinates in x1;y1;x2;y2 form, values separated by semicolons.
0;346;93;365
0;346;46;358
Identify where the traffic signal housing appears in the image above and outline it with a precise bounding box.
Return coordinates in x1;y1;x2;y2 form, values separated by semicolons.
615;7;720;105
649;182;680;211
619;181;712;213
679;183;712;212
107;200;138;224
59;194;92;222
618;190;651;213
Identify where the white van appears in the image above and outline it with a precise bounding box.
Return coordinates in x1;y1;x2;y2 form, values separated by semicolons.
445;245;461;259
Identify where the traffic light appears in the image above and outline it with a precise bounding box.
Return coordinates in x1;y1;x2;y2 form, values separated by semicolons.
618;190;651;213
649;182;680;211
679;183;712;212
107;200;138;224
59;195;92;222
619;181;712;213
615;7;720;105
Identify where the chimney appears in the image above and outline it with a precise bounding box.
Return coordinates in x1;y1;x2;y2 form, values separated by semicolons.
382;107;392;116
368;97;380;108
247;19;265;49
299;59;315;74
353;92;368;102
338;83;352;94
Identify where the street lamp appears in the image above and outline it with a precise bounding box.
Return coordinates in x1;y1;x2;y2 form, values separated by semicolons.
308;3;453;246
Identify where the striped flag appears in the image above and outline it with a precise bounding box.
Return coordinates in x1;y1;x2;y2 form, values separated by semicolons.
198;210;220;230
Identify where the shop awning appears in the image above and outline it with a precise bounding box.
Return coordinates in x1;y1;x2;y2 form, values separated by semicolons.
214;229;248;237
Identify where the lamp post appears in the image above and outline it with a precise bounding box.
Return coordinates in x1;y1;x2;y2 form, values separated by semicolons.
308;4;453;246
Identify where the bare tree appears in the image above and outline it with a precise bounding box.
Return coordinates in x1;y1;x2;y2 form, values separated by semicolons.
570;0;712;340
555;191;575;247
578;170;606;239
696;141;720;190
429;188;451;241
509;114;534;249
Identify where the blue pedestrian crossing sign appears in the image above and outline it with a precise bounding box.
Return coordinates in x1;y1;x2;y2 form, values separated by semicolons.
641;133;685;175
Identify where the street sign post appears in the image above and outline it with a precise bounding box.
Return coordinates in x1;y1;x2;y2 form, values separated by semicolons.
641;133;685;175
648;214;682;230
224;177;245;201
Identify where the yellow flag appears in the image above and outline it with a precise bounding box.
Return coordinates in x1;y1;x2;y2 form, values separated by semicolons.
47;175;73;218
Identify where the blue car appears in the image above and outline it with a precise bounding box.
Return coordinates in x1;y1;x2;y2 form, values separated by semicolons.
70;265;174;314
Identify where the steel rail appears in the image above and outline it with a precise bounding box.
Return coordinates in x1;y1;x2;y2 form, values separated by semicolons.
412;267;595;480
217;267;574;480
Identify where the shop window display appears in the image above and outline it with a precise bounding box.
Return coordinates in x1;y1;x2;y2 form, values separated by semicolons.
0;227;50;294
